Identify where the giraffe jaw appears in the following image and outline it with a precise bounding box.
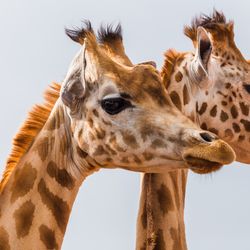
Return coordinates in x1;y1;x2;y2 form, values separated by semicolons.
184;156;222;174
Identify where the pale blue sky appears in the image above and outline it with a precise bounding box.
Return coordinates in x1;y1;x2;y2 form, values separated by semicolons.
0;1;250;249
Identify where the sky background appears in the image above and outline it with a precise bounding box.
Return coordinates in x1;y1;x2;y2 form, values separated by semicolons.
0;1;250;249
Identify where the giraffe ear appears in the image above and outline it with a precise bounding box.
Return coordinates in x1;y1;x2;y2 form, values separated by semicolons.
196;27;212;74
61;45;88;111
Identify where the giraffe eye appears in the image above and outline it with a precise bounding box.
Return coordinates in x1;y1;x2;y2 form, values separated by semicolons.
101;97;132;115
243;84;250;94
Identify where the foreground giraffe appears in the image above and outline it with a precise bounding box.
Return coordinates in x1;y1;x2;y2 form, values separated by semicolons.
136;10;250;250
0;22;235;249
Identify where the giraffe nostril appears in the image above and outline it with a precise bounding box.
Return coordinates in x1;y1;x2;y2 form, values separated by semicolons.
199;132;215;143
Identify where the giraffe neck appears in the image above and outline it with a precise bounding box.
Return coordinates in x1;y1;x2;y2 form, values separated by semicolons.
136;172;188;250
0;102;98;250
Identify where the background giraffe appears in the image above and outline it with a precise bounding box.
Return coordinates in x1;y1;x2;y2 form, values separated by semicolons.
0;22;235;249
1;2;250;249
136;10;250;250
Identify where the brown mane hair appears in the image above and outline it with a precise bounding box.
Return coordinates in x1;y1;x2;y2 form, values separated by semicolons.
184;9;233;42
0;82;61;192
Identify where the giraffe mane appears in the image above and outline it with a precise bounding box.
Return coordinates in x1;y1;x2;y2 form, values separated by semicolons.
0;82;61;192
184;9;232;42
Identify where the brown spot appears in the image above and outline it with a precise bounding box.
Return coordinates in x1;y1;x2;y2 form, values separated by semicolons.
76;146;88;158
39;224;58;250
87;117;93;127
200;123;207;130
210;105;217;117
11;163;37;203
232;123;241;133
157;184;174;215
133;155;142;164
231;105;238;119
170;91;182;111
197;102;207;115
175;71;183;82
226;82;231;89
14;200;35;238
92;109;99;118
36;136;50;161
220;110;229;122
232;91;237;98
225;129;234;139
95;128;106;139
240;102;249;116
121;131;138;149
151;139;166;149
121;157;129;163
47;161;75;190
153;229;166;250
93;145;106;156
183;85;190;105
170;227;182;250
143;152;154;161
0;227;10;250
140;125;155;142
38;179;70;233
240;119;250;132
221;101;227;106
238;135;245;142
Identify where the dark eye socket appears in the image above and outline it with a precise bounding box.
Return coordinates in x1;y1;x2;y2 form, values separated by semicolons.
101;97;133;115
243;84;250;94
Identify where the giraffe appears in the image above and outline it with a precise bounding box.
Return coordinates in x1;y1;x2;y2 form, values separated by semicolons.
0;22;235;250
136;10;250;250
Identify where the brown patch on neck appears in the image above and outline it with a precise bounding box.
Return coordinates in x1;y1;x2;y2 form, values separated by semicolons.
0;83;61;192
47;161;75;190
161;49;185;88
11;163;37;203
39;224;58;250
0;226;10;250
13;200;35;238
36;136;54;162
38;178;70;233
156;183;174;216
170;91;182;111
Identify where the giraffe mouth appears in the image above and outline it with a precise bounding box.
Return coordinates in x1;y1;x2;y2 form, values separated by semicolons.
184;156;223;174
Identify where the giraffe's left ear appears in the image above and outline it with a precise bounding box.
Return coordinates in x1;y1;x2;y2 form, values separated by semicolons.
196;27;212;75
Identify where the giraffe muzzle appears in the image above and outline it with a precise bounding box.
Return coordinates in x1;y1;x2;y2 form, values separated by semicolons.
182;138;236;174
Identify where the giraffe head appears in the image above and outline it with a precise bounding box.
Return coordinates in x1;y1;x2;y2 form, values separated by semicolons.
182;10;250;163
61;22;235;174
